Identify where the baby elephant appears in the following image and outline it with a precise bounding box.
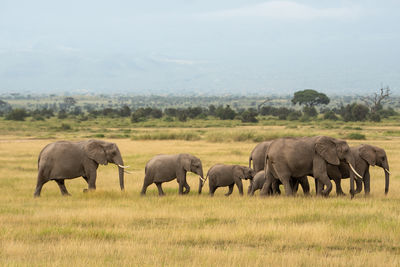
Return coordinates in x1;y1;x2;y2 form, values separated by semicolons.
248;171;310;196
141;153;204;196
200;164;255;196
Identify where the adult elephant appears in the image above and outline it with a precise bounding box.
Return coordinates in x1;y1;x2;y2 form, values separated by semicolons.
199;164;255;196
141;154;204;196
34;139;127;197
249;141;271;172
325;144;390;196
248;141;310;195
261;136;363;198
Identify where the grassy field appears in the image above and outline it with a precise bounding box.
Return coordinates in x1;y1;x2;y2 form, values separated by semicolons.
0;120;400;266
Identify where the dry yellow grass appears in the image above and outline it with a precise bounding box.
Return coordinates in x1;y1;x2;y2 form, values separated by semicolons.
0;130;400;266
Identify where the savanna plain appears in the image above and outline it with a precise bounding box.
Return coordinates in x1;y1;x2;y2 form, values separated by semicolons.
1;118;400;266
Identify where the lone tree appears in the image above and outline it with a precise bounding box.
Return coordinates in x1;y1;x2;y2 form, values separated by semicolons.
291;89;330;117
291;89;330;107
361;86;391;113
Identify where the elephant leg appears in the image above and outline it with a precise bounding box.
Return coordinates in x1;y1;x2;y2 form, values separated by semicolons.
363;170;370;195
298;176;310;196
183;182;190;194
82;176;89;184
281;177;294;196
234;179;244;196
225;184;234;196
140;175;153;195
271;179;280;195
34;176;48;197
290;178;300;194
315;179;325;195
155;182;165;196
260;169;274;197
209;185;217;196
334;178;346;196
55;179;71;196
247;180;253;195
87;170;97;191
317;175;332;197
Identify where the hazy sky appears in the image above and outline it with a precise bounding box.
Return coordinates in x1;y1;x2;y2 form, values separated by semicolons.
0;0;399;95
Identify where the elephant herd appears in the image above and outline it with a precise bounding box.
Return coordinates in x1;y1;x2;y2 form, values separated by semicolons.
34;136;390;198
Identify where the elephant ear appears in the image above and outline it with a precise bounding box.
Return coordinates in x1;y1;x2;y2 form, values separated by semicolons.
359;145;376;166
181;155;192;172
84;140;108;165
315;136;340;165
233;166;245;179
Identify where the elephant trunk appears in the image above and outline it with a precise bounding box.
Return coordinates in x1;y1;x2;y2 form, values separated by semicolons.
384;162;390;195
198;178;204;194
114;154;125;191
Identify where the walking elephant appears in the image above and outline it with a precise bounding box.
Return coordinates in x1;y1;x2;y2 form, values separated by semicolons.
248;171;310;196
261;136;363;198
248;141;310;195
199;164;255;196
141;154;204;196
34;139;127;197
324;144;390;196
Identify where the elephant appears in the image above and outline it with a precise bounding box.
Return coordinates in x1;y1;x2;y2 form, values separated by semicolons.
323;144;390;196
261;136;363;198
199;164;255;196
140;154;204;196
34;139;127;197
248;171;310;196
249;141;272;172
248;141;310;195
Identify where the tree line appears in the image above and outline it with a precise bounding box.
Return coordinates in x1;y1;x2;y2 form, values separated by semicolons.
0;88;397;123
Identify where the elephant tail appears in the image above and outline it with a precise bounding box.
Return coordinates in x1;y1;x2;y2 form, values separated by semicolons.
249;155;252;169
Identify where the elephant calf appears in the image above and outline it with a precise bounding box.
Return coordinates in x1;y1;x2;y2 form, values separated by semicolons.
200;164;255;196
141;153;204;196
248;171;310;196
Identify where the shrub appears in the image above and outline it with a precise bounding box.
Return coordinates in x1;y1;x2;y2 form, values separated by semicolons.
5;108;28;121
347;133;366;140
368;113;381;122
302;106;317;117
240;109;258;123
341;103;369;122
60;123;72;131
58;110;68;119
323;111;339;121
287;111;302;121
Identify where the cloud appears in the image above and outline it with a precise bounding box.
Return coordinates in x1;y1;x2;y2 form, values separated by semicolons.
151;55;207;66
200;1;361;21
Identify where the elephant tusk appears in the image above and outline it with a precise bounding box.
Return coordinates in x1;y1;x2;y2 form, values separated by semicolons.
348;163;363;179
200;176;206;183
385;168;391;175
118;164;130;168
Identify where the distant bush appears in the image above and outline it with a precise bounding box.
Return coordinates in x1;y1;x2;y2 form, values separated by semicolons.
323;111;339;121
341;103;369;122
287;111;302;121
216;105;236;120
60;123;72;131
5;108;28;121
368;113;381;122
347;133;366;140
240;109;258;123
58;110;68;119
302;106;317;117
